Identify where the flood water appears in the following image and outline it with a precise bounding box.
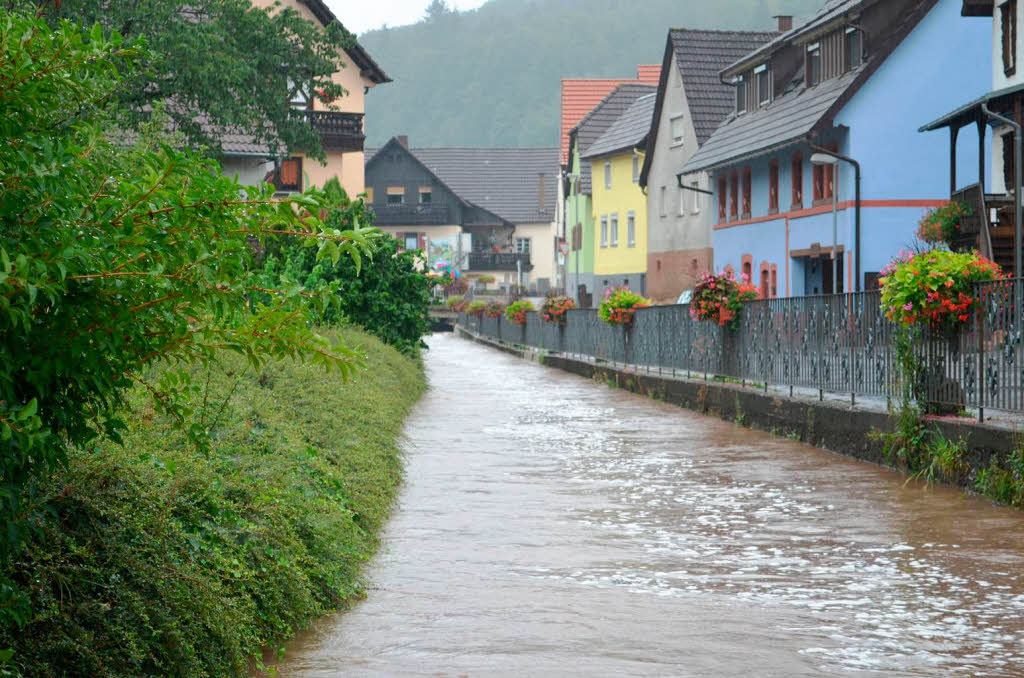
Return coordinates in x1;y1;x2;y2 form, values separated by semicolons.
271;333;1024;677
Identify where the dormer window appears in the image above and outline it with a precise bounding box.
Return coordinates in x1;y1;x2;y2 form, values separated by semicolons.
755;64;772;106
845;27;863;71
735;75;747;114
1002;0;1017;77
806;43;821;87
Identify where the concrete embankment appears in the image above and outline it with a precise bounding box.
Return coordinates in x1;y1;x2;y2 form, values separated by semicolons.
456;325;1018;495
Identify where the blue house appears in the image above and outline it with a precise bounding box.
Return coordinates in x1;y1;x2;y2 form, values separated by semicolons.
681;0;991;297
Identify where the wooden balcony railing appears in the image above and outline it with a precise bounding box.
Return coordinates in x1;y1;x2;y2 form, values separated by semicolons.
468;252;532;272
306;111;364;152
368;202;452;226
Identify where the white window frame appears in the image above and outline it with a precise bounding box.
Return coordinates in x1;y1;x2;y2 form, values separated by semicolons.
691;180;701;214
755;63;771;106
404;233;419;250
600;215;608;247
604;161;612;189
515;237;531;254
670;114;685;146
627;211;636;247
632;155;639;183
806;42;821;87
735;75;747;114
659;186;667;217
610;213;619;247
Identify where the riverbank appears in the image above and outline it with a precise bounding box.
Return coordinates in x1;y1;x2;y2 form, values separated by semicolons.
457;325;1022;504
1;327;426;678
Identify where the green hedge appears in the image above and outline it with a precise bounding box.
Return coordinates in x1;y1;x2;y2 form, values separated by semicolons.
1;327;425;677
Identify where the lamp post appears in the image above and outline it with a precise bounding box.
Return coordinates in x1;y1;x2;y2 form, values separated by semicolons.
811;148;862;291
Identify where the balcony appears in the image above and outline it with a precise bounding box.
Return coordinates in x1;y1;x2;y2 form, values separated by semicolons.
369;202;452;226
306;111;364;152
468;251;532;272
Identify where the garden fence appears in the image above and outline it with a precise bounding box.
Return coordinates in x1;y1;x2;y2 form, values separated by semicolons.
459;278;1024;421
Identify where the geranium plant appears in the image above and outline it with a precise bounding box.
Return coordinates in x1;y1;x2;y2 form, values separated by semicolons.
880;249;1001;329
466;301;486;317
485;301;506;318
598;288;651;326
505;300;535;325
541;295;577;325
690;271;760;329
445;295;468;312
916;201;971;246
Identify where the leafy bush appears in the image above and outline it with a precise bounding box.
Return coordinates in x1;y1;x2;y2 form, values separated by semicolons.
541;295;577;325
916;201;971;245
466;301;486;317
261;205;433;354
879;250;1001;328
446;296;469;312
472;274;496;284
485;301;506;318
0;328;425;677
598;288;651;326
690;271;760;329
0;8;374;630
505;300;535;325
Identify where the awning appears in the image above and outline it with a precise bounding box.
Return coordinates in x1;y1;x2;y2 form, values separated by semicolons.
919;81;1024;133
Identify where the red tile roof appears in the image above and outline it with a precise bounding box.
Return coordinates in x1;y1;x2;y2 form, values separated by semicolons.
559;65;660;164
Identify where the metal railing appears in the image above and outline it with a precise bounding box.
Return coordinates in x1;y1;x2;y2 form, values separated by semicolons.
458;279;1024;419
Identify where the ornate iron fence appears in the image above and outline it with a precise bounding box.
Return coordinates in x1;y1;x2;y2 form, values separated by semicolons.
458;279;1024;418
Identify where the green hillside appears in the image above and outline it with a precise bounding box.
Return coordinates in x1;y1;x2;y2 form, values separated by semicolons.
359;0;828;148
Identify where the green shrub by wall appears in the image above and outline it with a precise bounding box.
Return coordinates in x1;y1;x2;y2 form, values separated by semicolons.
0;327;425;677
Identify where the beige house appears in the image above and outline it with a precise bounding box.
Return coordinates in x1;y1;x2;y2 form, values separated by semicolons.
220;0;390;198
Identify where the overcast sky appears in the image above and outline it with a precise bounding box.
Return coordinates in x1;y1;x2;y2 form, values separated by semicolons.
329;0;490;35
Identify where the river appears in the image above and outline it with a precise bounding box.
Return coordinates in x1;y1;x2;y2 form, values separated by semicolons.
270;333;1024;677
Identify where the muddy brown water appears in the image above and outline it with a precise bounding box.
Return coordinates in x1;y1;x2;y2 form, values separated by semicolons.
268;333;1024;677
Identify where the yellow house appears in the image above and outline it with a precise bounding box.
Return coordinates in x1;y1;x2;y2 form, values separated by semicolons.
582;93;656;297
220;0;390;198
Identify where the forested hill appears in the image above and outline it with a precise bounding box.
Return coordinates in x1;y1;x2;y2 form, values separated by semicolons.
359;0;828;148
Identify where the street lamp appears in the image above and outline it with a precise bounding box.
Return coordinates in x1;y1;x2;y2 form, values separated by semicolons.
811;153;839;293
810;146;862;292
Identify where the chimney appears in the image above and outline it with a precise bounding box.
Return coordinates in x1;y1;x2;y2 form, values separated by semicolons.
396;135;408;148
773;15;793;32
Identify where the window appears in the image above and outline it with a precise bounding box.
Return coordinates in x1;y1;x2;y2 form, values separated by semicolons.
515;237;531;254
742;167;752;218
1004;131;1017;190
718;175;727;221
627;211;636;247
845;27;863;71
1003;0;1018;77
678;186;686;216
277;157;302;192
365;187;374;203
404;233;419;251
791;153;803;207
729;171;739;219
813;144;837;203
670;115;685;145
691;181;701;214
660;186;667;217
806;43;821;86
600;215;608;247
386;186;405;204
288;78;310;110
632;155;639;183
755;64;772;106
769;160;779;213
610;214;619;247
419;187;432;204
813;160;825;202
735;75;747;113
604;161;612;189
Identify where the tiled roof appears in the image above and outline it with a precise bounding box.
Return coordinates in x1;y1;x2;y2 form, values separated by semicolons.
582;93;657;159
681;67;862;173
407;147;560;224
298;0;390;83
671;29;779;145
559;65;660;164
572;83;656;193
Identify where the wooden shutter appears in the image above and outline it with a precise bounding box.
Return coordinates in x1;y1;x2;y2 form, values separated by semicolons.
278;157;301;191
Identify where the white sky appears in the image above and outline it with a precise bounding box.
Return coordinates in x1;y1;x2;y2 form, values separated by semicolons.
328;0;490;35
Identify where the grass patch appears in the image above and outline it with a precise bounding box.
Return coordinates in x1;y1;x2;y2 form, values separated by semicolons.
1;327;425;677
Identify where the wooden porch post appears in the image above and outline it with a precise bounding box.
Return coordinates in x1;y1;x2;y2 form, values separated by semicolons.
950;126;959;194
978;117;987;192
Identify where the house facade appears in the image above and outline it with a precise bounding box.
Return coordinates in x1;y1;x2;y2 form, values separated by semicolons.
565;83;657;305
583;94;657;296
682;0;990;297
365;138;559;293
220;0;390;198
640;28;777;304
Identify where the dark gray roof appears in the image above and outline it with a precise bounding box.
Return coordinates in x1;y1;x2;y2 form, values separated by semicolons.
671;28;779;145
583;93;656;159
723;0;866;76
572;83;656;193
682;67;861;173
409;147;560;224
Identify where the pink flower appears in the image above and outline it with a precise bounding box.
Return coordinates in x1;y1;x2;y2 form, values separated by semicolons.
902;303;913;311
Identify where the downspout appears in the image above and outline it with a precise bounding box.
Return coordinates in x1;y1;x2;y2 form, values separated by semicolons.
982;104;1022;277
